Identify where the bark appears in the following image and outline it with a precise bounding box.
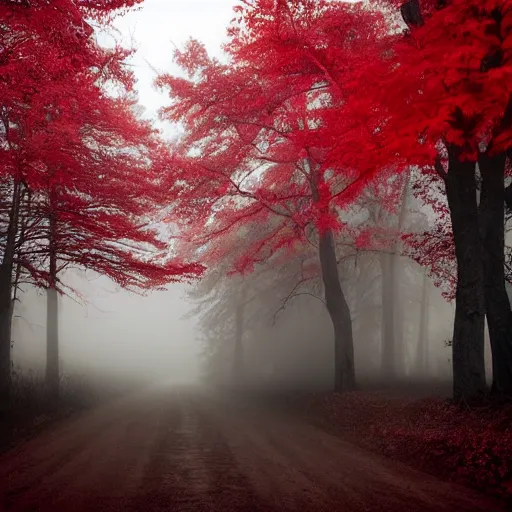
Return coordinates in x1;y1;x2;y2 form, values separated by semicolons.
478;151;512;398
445;148;487;403
46;193;59;401
319;229;355;391
401;0;424;27
232;287;246;386
504;182;512;211
46;287;59;400
0;267;13;403
0;180;21;401
308;155;355;391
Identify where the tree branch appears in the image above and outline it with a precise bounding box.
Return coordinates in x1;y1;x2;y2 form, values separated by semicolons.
272;277;324;325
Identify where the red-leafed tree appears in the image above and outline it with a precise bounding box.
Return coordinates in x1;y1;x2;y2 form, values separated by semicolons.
0;0;106;397
158;0;389;391
0;0;202;399
402;170;457;301
351;0;512;401
21;92;201;398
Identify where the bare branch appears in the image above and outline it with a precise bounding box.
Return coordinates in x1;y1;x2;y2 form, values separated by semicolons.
272;278;324;325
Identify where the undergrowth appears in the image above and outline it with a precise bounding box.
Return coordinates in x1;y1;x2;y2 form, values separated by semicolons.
307;391;512;500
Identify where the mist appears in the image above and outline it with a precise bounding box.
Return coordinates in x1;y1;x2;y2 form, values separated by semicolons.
12;274;200;386
192;252;470;394
6;0;500;403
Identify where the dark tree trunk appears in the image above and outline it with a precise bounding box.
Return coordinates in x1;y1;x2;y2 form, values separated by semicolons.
319;229;355;391
46;193;59;401
478;151;512;398
0;180;21;402
504;181;512;211
309;155;355;391
46;287;59;401
0;267;13;403
445;149;487;403
231;288;245;386
401;0;424;27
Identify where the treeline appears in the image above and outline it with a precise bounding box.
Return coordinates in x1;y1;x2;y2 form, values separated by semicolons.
161;0;512;403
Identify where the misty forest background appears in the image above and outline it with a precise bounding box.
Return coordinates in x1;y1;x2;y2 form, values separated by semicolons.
3;0;512;412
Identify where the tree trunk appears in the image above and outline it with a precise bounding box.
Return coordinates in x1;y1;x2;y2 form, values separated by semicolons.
232;287;246;386
415;267;429;376
445;149;487;403
308;154;355;391
46;287;59;400
0;267;13;403
401;0;424;27
478;151;512;398
380;252;397;378
380;175;408;379
46;201;59;401
0;180;22;401
319;229;355;391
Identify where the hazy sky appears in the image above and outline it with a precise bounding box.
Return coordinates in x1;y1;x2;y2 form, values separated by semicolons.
113;0;236;131
13;0;238;383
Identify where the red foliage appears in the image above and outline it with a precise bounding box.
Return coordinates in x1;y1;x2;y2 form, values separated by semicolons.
308;391;512;499
343;0;512;302
1;0;202;293
353;0;512;167
402;170;457;299
157;0;392;273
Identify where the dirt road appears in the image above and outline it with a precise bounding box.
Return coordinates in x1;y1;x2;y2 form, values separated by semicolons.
0;389;504;512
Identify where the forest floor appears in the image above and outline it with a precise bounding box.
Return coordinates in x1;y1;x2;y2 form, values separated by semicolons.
289;381;512;504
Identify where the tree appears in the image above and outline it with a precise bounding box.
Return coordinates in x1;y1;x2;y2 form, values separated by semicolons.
159;0;386;391
402;170;458;301
189;252;331;389
349;0;512;401
0;0;202;399
360;176;411;378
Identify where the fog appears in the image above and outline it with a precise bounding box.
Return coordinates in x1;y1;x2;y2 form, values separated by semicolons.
4;2;511;510
12;274;200;385
193;254;469;394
